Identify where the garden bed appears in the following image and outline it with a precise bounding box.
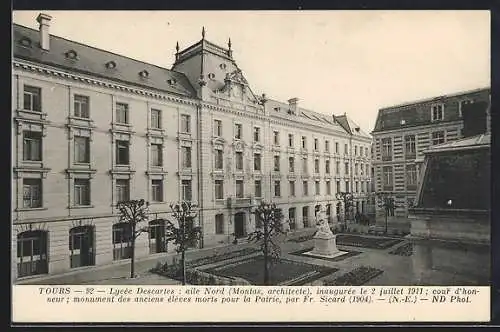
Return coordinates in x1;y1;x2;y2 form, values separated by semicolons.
185;247;260;267
322;266;384;286
203;256;338;286
389;242;414;256
288;234;402;249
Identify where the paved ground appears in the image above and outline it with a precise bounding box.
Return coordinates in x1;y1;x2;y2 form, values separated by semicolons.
17;226;486;286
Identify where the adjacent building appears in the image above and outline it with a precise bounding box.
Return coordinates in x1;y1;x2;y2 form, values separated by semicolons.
371;87;490;230
12;14;372;281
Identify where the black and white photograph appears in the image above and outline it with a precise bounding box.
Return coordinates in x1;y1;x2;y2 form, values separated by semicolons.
11;9;491;312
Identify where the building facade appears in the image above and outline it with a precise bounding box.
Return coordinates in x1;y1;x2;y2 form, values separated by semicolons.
12;14;372;281
371;87;490;230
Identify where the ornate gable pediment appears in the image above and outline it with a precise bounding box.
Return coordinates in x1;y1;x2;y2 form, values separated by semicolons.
215;69;259;105
226;69;248;85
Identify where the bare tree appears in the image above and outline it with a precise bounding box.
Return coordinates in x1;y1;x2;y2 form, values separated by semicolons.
165;201;202;285
116;199;150;278
247;201;285;285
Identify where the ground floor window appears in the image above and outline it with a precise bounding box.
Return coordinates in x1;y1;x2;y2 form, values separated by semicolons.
69;226;95;268
17;230;48;277
288;208;296;230
302;206;309;227
215;214;224;234
149;220;166;254
112;223;132;260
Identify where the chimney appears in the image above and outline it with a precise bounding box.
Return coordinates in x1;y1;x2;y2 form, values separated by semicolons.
288;98;299;115
36;13;52;51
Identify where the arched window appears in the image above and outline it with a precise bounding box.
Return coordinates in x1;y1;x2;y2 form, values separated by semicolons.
69;226;95;268
17;230;48;277
112;223;132;260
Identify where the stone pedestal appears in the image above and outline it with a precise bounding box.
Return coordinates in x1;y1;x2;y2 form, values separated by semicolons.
304;232;348;259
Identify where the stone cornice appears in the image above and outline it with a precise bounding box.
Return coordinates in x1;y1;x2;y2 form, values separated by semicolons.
13;59;198;108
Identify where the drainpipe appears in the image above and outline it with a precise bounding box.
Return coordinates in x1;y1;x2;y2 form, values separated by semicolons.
196;102;204;249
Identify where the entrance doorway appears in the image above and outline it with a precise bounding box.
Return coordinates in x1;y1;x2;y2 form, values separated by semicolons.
234;212;246;238
17;230;48;277
149;219;166;254
69;226;95;268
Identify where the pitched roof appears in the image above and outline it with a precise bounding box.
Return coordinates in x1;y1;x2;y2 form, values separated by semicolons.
334;114;371;139
424;132;490;154
12;24;197;98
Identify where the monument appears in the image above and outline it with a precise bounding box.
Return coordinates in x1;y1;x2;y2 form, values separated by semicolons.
303;207;348;259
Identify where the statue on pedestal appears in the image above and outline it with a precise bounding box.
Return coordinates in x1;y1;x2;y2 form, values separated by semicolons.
315;208;334;237
307;205;347;258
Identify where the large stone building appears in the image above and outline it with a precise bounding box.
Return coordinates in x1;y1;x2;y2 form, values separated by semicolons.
371;86;490;230
12;14;372;281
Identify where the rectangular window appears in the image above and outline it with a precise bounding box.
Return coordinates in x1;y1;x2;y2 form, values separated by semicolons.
274;155;280;171
288;134;294;147
182;180;192;201
215;180;224;199
215;150;224;169
215;214;224;234
74;136;90;163
23;178;42;208
274;181;281;197
303;181;308;196
302;157;308;173
335;142;339;153
459;99;474;117
23;85;41;112
344;144;348;155
235;152;243;170
302;136;307;149
314;159;320;173
23;131;42;161
151;179;163;202
235;123;242;139
115;103;129;124
182;146;192;168
214;119;222;137
236;180;244;198
431;104;444;121
151;144;163;167
181;114;191;133
253;127;260;142
336;181;340;194
315;181;320;195
382;166;393;190
74;95;89;118
74;179;90;206
405;135;416;158
382;138;392;161
115;140;129;165
289;157;295;173
116;179;130;203
355;163;358;175
365;147;369;157
345;162;349;175
254;153;261;171
314;138;319;151
354;146;358;156
406;164;417;189
151;109;161;129
336;161;340;174
325;160;330;174
289;181;295;197
355;181;359;193
254;180;262;198
326;180;331;195
345;181;350;192
273;131;279;145
432;131;445;145
325;140;330;152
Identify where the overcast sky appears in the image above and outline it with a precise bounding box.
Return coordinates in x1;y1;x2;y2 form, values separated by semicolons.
12;10;490;133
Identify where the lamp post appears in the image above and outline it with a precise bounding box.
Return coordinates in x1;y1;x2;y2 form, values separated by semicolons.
336;191;354;231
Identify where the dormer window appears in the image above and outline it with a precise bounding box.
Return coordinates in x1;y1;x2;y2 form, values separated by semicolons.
431;104;444;121
400;120;406;125
167;78;177;86
19;36;32;48
139;70;149;78
105;61;117;69
65;50;78;60
274;107;280;112
220;63;227;70
208;73;216;80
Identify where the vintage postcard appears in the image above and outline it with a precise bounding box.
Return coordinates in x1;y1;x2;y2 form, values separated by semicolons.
11;10;491;323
